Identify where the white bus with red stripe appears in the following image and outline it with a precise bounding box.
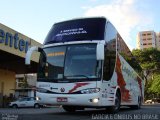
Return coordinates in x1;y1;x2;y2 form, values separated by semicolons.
25;17;144;113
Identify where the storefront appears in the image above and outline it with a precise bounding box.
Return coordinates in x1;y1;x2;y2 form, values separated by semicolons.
0;23;41;107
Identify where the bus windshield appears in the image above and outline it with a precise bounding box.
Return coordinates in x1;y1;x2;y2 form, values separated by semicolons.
37;44;102;82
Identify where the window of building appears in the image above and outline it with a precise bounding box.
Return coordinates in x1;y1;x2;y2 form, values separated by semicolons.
142;34;146;36
147;38;152;40
143;43;147;45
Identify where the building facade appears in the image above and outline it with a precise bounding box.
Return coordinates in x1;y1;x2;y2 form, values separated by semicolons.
16;74;37;89
136;31;160;50
0;23;41;107
156;32;160;49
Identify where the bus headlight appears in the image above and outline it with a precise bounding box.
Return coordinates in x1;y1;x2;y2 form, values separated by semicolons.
81;88;100;94
90;98;99;103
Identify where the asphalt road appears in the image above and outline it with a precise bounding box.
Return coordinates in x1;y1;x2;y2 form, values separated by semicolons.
0;104;160;120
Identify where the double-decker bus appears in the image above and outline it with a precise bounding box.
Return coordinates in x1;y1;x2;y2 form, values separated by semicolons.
25;17;144;113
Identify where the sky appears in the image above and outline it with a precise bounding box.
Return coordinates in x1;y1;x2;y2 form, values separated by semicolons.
0;0;160;50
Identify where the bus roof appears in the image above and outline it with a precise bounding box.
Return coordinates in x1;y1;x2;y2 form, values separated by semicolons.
53;16;107;25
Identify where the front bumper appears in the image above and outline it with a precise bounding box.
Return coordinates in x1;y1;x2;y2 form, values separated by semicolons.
37;92;101;107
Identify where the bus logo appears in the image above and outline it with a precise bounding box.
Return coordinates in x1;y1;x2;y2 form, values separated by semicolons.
60;88;65;92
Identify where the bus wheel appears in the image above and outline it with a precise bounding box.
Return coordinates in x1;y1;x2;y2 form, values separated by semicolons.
12;104;18;108
34;103;40;108
106;92;121;113
130;96;141;109
62;106;76;112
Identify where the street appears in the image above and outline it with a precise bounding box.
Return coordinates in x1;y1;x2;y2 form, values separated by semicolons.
0;104;160;120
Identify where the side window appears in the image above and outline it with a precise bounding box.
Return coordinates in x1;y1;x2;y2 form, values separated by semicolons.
30;98;34;101
117;33;143;78
117;33;132;59
27;98;31;101
19;98;24;102
103;22;117;81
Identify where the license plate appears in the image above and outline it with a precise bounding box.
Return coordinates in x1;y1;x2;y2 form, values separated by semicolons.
57;97;68;102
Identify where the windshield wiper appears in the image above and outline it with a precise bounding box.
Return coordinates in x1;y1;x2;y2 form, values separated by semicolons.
64;75;89;79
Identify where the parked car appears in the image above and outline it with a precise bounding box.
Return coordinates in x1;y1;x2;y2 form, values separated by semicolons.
152;98;160;103
145;99;154;104
145;98;160;104
9;97;41;108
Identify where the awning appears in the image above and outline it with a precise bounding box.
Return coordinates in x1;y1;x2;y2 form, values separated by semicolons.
0;50;38;74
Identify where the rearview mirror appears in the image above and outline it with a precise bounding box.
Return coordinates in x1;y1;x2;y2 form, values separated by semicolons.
96;43;104;60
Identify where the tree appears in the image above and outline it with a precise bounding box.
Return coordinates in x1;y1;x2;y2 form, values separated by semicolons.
21;74;29;88
132;48;160;79
149;73;160;93
132;48;160;98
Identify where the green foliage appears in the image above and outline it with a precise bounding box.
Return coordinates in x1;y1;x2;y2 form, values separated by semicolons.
148;73;160;93
132;48;160;97
21;75;29;88
132;48;160;70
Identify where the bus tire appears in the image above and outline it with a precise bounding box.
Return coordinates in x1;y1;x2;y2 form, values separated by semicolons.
62;106;76;112
12;104;18;108
34;103;40;108
106;92;121;113
130;96;141;109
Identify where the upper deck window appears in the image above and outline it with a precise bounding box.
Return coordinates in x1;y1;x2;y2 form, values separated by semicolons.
44;18;106;44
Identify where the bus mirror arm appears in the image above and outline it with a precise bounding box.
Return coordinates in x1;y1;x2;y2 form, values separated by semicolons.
25;46;42;65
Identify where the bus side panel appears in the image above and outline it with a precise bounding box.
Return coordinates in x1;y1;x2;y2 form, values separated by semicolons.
116;53;143;105
101;75;117;106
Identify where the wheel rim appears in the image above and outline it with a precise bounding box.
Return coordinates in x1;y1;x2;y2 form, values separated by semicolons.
35;104;39;108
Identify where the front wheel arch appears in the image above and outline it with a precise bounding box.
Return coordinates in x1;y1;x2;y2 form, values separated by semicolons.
12;104;18;108
106;90;121;113
34;103;40;108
